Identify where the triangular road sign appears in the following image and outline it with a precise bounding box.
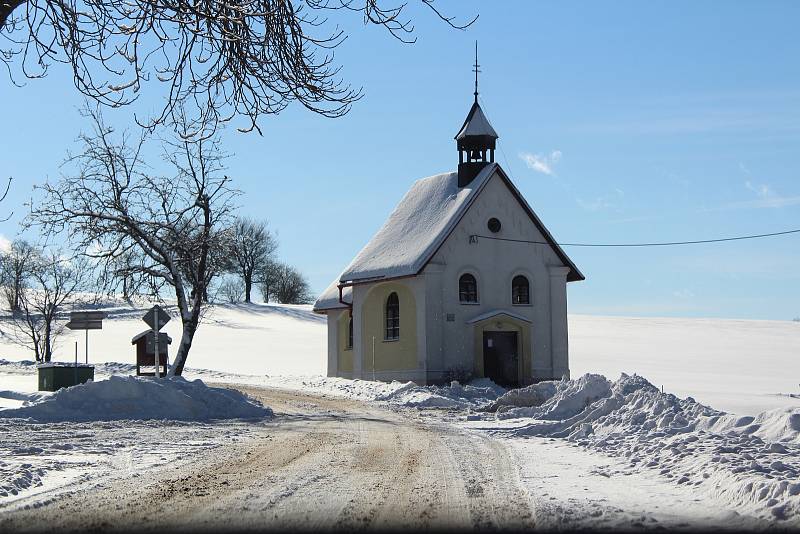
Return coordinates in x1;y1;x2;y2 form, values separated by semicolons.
143;305;171;331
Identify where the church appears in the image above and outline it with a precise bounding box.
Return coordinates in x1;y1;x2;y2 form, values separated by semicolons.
314;79;584;387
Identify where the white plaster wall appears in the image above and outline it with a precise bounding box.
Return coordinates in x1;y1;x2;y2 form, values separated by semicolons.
426;170;570;382
326;311;340;377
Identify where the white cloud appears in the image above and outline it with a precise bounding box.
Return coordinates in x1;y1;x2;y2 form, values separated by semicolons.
700;181;800;211
745;180;773;199
519;150;562;176
0;234;11;254
737;181;800;209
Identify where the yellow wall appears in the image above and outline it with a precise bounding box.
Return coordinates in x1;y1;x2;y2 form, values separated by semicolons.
471;316;532;383
337;311;353;373
361;282;417;372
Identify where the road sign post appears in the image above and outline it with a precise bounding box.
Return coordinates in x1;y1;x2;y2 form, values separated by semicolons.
142;305;171;378
65;311;106;364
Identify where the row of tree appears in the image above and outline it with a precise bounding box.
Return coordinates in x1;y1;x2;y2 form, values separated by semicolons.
1;110;312;372
1;0;473;375
0;228;311;366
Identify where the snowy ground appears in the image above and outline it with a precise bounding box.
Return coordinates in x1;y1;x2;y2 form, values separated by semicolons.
0;301;798;528
1;301;796;414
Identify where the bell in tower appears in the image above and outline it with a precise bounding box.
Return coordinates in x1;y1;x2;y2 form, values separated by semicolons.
455;43;499;187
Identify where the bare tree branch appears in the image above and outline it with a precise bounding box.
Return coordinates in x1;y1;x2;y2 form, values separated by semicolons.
1;0;476;134
25;105;238;375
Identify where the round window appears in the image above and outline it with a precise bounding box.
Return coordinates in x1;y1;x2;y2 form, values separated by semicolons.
487;217;501;233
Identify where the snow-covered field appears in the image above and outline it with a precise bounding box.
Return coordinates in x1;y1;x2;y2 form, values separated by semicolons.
1;302;796;414
0;301;798;527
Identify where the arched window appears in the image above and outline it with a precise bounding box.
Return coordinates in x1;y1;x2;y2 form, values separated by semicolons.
347;316;353;349
385;292;400;340
459;273;478;303
512;275;530;305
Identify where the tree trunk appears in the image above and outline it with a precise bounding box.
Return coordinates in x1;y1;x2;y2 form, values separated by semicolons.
169;298;202;376
244;273;252;303
12;278;20;311
43;320;52;363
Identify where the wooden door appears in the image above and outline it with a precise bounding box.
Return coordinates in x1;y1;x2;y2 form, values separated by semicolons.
483;331;519;387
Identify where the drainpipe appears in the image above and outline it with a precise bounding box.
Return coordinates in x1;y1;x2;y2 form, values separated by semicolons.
337;282;354;317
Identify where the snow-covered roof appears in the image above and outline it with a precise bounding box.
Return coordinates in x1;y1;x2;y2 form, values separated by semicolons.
465;309;532;325
313;278;351;312
313;163;583;312
455;102;498;140
344;164;497;282
131;330;173;344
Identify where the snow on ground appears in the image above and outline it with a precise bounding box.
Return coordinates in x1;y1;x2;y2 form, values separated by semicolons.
1;302;797;415
466;373;800;524
0;375;271;422
0;358;271;504
1;302;799;525
0;415;266;502
510;437;763;531
570;314;800;415
0;301;326;377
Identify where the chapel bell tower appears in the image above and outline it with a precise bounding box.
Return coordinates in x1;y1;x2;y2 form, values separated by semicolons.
456;43;499;187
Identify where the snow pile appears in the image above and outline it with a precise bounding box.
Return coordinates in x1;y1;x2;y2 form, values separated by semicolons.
0;376;271;422
487;374;611;420
375;378;505;409
252;375;505;409
488;373;800;522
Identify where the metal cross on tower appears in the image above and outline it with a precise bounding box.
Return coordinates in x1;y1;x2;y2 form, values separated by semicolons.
473;41;481;103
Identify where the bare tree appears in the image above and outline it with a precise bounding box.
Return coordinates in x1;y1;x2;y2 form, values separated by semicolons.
26;108;237;376
272;262;311;304
217;276;244;304
1;239;37;312
257;258;281;303
1;0;475;133
230;218;277;303
6;250;89;362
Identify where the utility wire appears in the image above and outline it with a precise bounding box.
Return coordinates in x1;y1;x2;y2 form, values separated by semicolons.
472;228;800;248
473;98;800;248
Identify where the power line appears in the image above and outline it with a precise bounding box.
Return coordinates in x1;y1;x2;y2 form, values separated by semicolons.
472;98;800;249
472;228;800;248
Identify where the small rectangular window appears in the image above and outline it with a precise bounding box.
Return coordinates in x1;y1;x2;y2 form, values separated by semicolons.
385;292;400;340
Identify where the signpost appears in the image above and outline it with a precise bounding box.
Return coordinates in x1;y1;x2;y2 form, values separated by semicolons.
65;311;106;364
143;305;171;378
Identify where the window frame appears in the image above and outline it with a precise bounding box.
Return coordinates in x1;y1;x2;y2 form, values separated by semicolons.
511;274;531;306
384;292;400;341
458;273;479;304
346;315;353;350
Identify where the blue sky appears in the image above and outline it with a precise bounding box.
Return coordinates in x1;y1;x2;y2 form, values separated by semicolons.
2;1;800;320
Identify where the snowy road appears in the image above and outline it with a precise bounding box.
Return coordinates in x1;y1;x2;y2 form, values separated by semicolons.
0;386;533;531
0;385;765;531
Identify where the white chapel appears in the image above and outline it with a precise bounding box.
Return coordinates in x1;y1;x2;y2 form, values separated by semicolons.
314;82;584;387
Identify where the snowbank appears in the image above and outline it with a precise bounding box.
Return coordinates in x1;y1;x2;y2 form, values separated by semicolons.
477;373;800;522
0;376;271;422
374;378;505;409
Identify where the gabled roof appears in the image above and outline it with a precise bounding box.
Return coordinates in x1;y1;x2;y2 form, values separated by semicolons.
455;101;499;140
313;163;584;312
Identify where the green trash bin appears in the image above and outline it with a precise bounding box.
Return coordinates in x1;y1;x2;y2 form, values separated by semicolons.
38;363;95;392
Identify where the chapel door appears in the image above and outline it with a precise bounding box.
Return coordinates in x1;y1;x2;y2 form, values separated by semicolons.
483;331;519;387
